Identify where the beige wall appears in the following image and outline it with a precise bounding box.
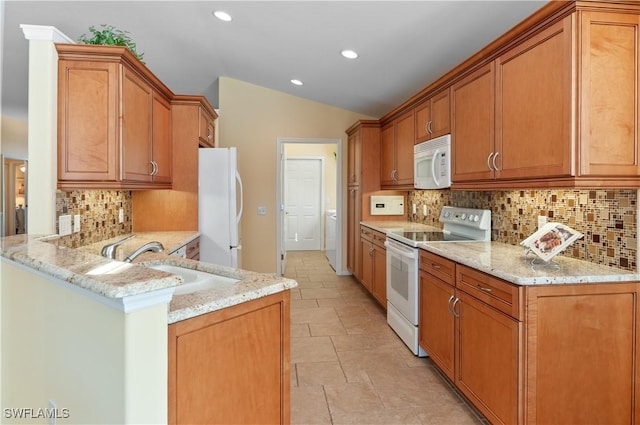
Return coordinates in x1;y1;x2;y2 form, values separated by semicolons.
218;77;373;273
0;116;28;158
1;260;168;424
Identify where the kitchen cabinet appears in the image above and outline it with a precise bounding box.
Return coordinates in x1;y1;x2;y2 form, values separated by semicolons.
360;225;386;308
346;121;380;279
168;291;290;425
198;105;217;148
169;237;200;260
419;250;640;424
56;44;173;190
380;110;414;188
133;95;217;232
452;8;640;189
414;88;450;143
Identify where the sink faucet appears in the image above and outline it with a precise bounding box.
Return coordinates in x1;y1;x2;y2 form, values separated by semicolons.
123;241;165;263
101;234;136;259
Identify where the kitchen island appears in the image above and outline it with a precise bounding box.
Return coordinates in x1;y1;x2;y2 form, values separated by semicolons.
0;233;297;425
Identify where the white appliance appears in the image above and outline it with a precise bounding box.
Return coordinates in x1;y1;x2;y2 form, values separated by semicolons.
414;134;451;189
385;206;491;356
198;147;244;268
370;195;404;215
325;209;337;271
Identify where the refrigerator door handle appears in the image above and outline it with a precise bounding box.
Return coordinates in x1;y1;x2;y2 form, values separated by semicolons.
235;170;244;224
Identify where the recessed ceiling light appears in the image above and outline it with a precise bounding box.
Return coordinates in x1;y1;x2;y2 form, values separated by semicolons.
291;79;303;86
341;49;358;59
213;11;232;22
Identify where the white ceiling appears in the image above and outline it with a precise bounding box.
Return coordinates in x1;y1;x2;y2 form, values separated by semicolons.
1;1;548;121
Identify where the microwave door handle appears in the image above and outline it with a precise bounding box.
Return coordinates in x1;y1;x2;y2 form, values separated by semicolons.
431;148;441;187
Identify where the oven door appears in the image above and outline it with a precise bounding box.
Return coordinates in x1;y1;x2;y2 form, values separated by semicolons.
384;238;419;325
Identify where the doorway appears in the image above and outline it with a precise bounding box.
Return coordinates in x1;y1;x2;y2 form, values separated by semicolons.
276;138;342;276
285;158;323;251
1;156;28;236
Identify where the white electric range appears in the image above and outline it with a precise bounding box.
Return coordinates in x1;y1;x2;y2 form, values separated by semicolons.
385;206;492;356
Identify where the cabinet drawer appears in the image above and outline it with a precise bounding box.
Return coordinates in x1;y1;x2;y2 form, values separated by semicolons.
456;265;522;320
419;250;455;285
372;230;386;248
360;226;374;241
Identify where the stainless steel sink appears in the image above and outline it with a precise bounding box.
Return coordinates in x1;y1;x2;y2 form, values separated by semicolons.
148;264;239;295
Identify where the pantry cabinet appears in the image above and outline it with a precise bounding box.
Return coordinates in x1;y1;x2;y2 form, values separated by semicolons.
56;44;173;190
419;249;640;425
360;225;386;308
346;121;380;279
414;88;450;143
380;110;414;189
168;291;290;425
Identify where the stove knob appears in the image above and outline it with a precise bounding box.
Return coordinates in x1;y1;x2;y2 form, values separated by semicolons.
474;215;480;222
460;213;467;220
468;215;475;221
443;211;450;218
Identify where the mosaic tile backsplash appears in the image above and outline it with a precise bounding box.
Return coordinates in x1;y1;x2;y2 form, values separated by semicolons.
55;190;132;248
408;189;638;271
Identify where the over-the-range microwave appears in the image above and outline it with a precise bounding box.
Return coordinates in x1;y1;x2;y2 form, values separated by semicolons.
414;134;451;189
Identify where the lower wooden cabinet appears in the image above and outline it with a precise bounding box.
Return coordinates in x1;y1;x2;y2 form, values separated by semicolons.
359;225;386;308
419;251;640;424
168;291;290;425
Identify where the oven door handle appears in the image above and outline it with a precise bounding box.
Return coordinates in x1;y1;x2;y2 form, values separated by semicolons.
384;240;418;259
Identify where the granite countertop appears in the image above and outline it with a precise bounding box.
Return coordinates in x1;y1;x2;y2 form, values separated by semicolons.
0;233;298;323
359;220;640;286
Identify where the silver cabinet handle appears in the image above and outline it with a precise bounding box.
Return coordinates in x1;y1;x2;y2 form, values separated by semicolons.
487;152;495;171
477;284;492;293
447;295;455;315
150;160;158;176
207;126;213;141
431;263;441;270
451;298;460;318
492;151;500;171
427;120;433;135
425;122;429;135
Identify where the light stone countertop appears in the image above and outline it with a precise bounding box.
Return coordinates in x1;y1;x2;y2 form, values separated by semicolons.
0;233;297;324
360;220;640;286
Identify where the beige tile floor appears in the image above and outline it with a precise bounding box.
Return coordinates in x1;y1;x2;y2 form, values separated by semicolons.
285;250;486;425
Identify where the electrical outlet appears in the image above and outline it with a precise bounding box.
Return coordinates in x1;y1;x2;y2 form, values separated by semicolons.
423;205;428;216
412;203;417;214
73;214;80;232
118;208;124;224
538;215;547;229
58;215;72;236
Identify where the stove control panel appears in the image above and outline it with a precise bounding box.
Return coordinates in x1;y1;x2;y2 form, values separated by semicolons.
439;206;492;231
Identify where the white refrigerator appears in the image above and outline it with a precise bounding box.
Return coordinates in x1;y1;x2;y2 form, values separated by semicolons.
198;147;243;268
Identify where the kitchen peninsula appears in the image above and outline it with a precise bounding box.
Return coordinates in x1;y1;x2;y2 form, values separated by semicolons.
0;233;297;424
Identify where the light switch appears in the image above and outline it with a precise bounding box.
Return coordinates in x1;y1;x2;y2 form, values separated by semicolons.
423;205;428;216
412;204;417;214
59;215;72;236
118;208;124;224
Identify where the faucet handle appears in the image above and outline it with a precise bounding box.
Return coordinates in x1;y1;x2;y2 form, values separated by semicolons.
101;234;136;259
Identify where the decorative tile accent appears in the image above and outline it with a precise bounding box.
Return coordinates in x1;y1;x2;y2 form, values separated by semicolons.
408;189;637;271
55;190;133;248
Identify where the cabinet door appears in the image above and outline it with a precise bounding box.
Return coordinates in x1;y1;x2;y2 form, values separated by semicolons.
579;11;640;177
451;63;495;182
57;60;118;182
526;283;640;425
496;17;572;180
372;244;386;307
394;110;415;186
419;271;455;381
414;100;431;143
198;107;215;147
380;123;395;186
347;130;361;186
122;67;153;182
151;92;172;183
429;88;451;139
347;187;361;278
360;238;373;293
456;291;521;425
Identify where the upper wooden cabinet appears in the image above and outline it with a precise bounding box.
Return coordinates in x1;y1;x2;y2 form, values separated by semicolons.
380;110;414;188
56;44;173;190
414;88;450;143
198;105;217;148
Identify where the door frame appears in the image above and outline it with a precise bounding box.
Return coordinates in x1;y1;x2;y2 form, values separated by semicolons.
284;156;325;252
276;137;344;276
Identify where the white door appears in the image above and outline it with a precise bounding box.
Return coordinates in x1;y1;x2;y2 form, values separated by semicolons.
285;158;322;251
